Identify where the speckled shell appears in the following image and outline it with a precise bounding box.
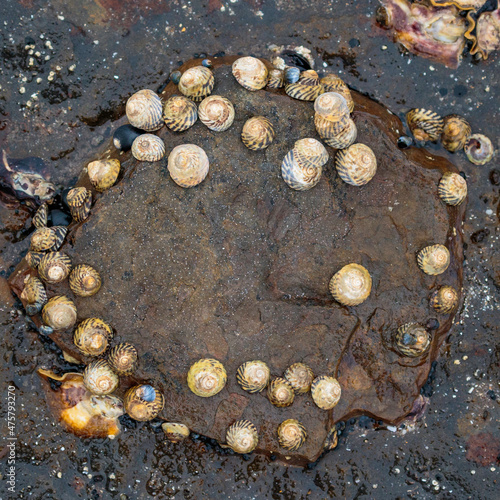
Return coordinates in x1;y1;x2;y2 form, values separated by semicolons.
464;134;494;165
311;375;341;410
241;116;275;150
284;363;314;394
430;286;459;314
124;384;165;421
236;360;270;393
126;89;163;132
293;138;329;169
198;95;235;132
69;264;102;297
281;150;322;191
162;422;190;442
38;252;72;284
417;244;450;275
406;108;444;142
178;66;215;101
131;134;166;162
438;172;467;206
163;95;198;132
67;187;92;222
329;263;372;306
33;203;48;229
21;275;47;315
25;251;45;268
232;56;268;91
107;342;138;375
335;143;377;186
267;377;295;408
395;323;431;357
320;75;354;113
187;358;227;397
83;359;119;396
277;419;307;451
42;295;77;331
285;70;323;101
74;318;113;357
226;420;259;454
314;91;350;122
441;114;471;152
321;118;358;150
87;159;120;192
167;144;209;188
266;68;284;89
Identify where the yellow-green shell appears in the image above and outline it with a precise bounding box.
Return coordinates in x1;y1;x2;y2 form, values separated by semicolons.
241;116;275;151
335;143;377;186
438;172;467;206
33;203;48;229
187;358;227;397
83;359;119;395
329;263;372;306
20;275;47;313
25;251;45;268
38;252;72;284
67;187;92;223
311;375;341;410
441;114;471;152
74;318;113;356
69;264;102;297
320;75;354;113
42;295;77;331
430;286;459;313
417;245;450;275
284;363;314;394
395;323;431;357
277;419;307;451
285;70;323;102
88;159;121;192
123;384;165;421
226;419;259;453
406;108;444;142
162;422;190;442
107;342;138;375
236;360;270;393
267;377;295;408
163;95;198;132
178;66;215;101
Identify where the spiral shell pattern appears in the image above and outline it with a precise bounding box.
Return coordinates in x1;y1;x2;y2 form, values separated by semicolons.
266;68;284;89
33;203;48;229
124;384;165;421
293;138;329;169
162;422;190;443
417;244;450;275
236;360;270;393
441;114;471;152
167;144;209;188
108;342;138;375
88;159;120;192
267;377;295;407
131;134;166;162
284;363;314;394
178;66;215;101
406;108;444;142
464;134;494;165
74;318;113;356
314;92;350;122
25;251;44;269
438;172;467;206
335;143;377;186
430;286;459;314
163;95;198;132
241;116;275;150
69;264;102;297
187;358;227;397
38;252;72;284
83;359;118;396
126;89;163;131
198;95;235;132
226;420;259;454
277;419;307;451
322;118;358;150
30;227;57;252
311;375;341;410
395;323;431;357
329;263;372;306
285;70;323;101
232;56;268;91
281;151;322;191
67;187;92;223
21;275;47;315
320;75;354;113
42;295;77;331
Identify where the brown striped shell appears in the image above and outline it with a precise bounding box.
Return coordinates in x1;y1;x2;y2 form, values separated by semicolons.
69;264;102;297
284;363;314;394
30;226;60;252
38;252;72;284
232;56;268;91
335;143;377;186
74;318;113;356
314;92;350;122
314;112;351;138
285;70;323;101
178;66;215;101
83;359;119;395
277;419;307;451
266;68;284;89
293;138;329;168
236;360;270;393
430;286;459;313
107;342;138;375
320;75;354;113
20;275;47;315
162;422;190;443
226;420;259;454
329;263;372;306
311;375;341;410
42;295;77;331
87;159;120;192
167;144;209;188
163;95;198;132
464;134;494;165
67;187;92;222
417;244;450;275
187;358;227;397
395;323;431;357
33;203;48;229
281;150;322;191
267;377;295;408
25;251;45;269
438;172;467;206
406;108;444;142
441;114;471;152
126;89;163;131
321;118;358;150
131;134;166;162
241;116;275;150
198;95;235;132
124;384;165;421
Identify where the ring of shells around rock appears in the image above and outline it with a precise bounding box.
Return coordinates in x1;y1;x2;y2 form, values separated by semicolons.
21;55;465;452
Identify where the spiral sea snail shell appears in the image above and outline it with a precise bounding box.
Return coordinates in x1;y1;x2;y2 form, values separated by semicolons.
131;134;166;162
322;118;358;150
266;68;284;89
320;75;354;113
124;384;164;421
163;95;198;132
241;116;275;150
267;377;295;408
30;226;67;252
438;172;467;206
20;275;47;316
232;56;268;91
69;264;102;297
83;359;118;396
126;89;163;132
74;318;113;357
236;360;270;393
162;422;190;443
314;91;350;123
430;286;459;314
178;66;215;101
441;114;471;152
417;244;450;276
464;134;494;165
107;342;138;375
285;69;323;101
42;295;77;331
38;251;72;284
87;159;120;192
25;251;45;269
284;363;314;394
406;108;444;142
395;323;431;357
329;263;372;306
226;420;259;454
167;144;209;188
311;375;341;410
277;419;307;451
293;138;329;169
67;187;92;223
33;203;48;229
198;95;235;132
335;144;377;186
187;358;227;397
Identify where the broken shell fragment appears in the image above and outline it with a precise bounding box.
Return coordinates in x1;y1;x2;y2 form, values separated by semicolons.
417;244;450;275
178;66;215;101
236;360;270;393
284;363;314;394
67;187;92;222
464;134;494;165
329;263;372;306
167;144;209;188
124;384;164;421
42;295;77;331
277;419;307;451
441;114;471;152
163;95;198;132
83;359;119;396
87;159;120;192
38;251;72;284
198;95;235;132
187;358;227;397
33;203;48;229
69;264;102;297
241;116;275;150
126;89;163;132
395;323;431;357
335;143;377;186
131;134;166;162
226;420;259;454
311;375;341;410
267;377;295;408
438;172;467;206
74;318;113;357
162;422;190;443
430;286;459;313
21;275;47;315
107;342;138;375
232;56;268;91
